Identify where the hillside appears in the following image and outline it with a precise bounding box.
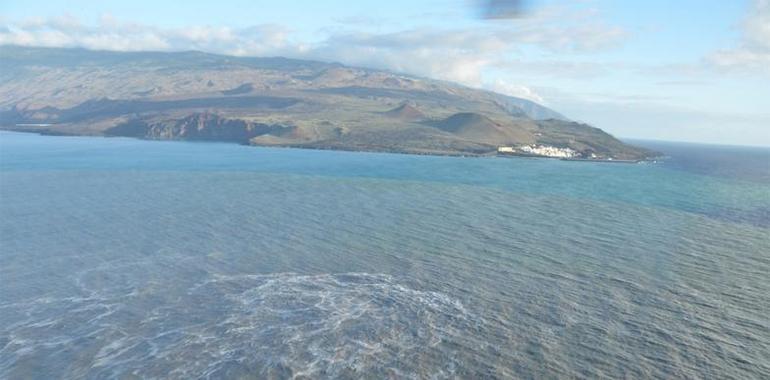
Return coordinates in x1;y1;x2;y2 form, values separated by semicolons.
0;45;653;159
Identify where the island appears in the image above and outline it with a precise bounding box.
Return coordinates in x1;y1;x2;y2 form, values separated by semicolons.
0;46;655;160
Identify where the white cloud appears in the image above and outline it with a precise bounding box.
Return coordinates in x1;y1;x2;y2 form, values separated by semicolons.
707;0;770;73
304;29;498;85
499;6;629;52
491;59;611;78
744;0;770;49
0;5;628;92
298;5;628;88
0;15;293;55
484;79;544;103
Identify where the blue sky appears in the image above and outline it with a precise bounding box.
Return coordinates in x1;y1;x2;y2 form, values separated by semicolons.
1;0;768;145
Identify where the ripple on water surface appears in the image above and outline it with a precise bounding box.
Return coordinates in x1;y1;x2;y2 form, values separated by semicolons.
2;269;513;379
1;133;769;379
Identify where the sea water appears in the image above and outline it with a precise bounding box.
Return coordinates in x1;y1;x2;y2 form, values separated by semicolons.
1;131;768;379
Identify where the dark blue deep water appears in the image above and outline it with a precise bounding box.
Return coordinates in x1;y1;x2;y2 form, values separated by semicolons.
1;131;769;379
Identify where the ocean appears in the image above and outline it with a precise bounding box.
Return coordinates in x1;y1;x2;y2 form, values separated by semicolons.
1;131;768;379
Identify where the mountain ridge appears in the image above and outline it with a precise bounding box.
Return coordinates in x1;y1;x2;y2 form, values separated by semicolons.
0;45;652;159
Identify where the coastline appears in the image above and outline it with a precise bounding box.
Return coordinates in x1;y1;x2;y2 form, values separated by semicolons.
0;128;659;162
496;151;654;164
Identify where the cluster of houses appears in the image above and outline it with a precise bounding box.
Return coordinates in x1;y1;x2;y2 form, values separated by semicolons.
497;145;580;158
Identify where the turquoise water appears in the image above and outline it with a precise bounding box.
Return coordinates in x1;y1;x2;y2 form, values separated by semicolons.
1;131;768;378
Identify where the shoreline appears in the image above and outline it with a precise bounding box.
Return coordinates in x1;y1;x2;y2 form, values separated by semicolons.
497;152;650;164
0;128;658;162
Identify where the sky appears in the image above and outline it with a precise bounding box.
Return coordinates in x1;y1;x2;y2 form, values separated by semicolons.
1;0;768;146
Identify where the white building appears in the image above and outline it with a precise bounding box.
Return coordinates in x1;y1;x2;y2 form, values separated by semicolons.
518;144;577;158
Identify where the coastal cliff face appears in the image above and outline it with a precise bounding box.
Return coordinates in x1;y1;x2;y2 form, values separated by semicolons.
0;46;654;159
106;113;298;143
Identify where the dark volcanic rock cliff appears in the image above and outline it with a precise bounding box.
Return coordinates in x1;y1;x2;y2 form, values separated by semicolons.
107;113;296;143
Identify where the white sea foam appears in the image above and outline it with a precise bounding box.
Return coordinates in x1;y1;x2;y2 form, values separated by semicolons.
1;272;492;379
